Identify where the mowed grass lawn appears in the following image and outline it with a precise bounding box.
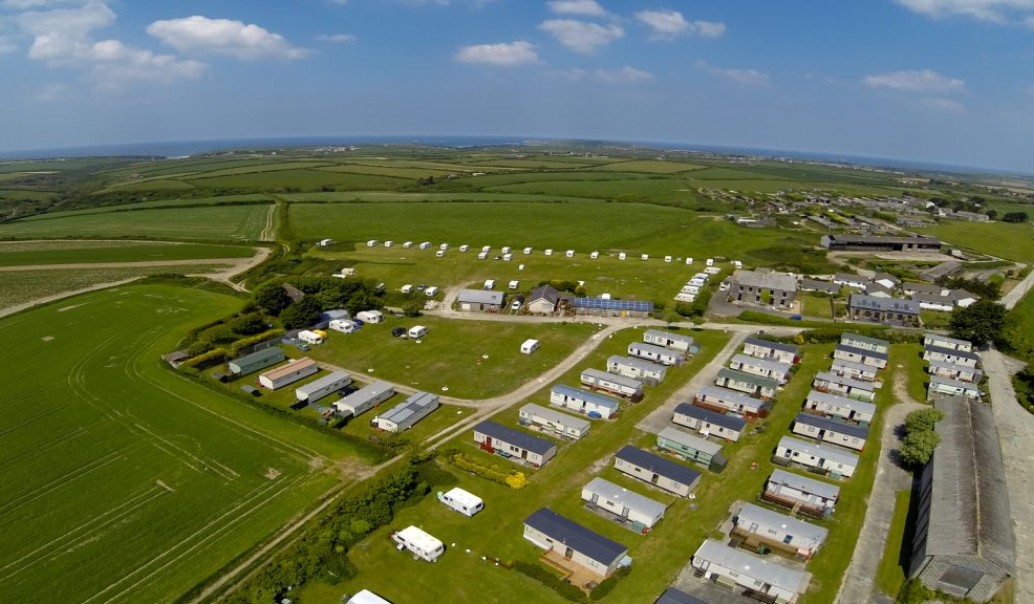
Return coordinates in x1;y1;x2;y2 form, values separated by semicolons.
0;284;359;603
0;240;254;266
920;220;1034;263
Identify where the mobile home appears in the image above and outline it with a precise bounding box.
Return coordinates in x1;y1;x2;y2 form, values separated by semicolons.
550;385;620;420
259;357;319;390
581;477;667;529
437;487;483;517
692;539;810;604
833;344;888;370
606;355;666;386
923;345;979;368
804;390;876;425
774;436;859;478
333;381;395;418
228;347;285;376
518;403;590;440
830;358;879;382
628;342;683;366
694;385;769;419
763;469;840;518
742;337;799;365
812;371;876;402
523;508;628;579
926;359;982;383
922;333;973;353
672;403;745;442
792;413;869;451
391;526;444;562
714;368;778;399
643;329;698;354
614;445;701;497
295;371;352;404
656;427;724;470
729;354;793;384
474;420;557;468
408;325;428;339
840;333;890;355
373;391;439;432
928;375;982;400
733;502;829;559
581;368;645;401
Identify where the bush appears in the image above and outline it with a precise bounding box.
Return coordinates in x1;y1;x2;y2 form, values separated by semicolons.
904;408;944;435
589;566;630;601
180;347;227;370
900;430;941;467
447;452;526;489
513;561;586;602
228;328;285;357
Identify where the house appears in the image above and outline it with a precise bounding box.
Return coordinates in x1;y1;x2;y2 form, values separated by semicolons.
295;371;352;404
928;375;982;400
848;295;921;327
792;413;869;451
550;385;620;419
582;367;645;400
519;403;591;440
820;234;941;252
812;371;876;402
614;445;701;496
656;426;724;469
329;319;359;334
763;468;840;518
692;539;810;604
909;396;1014;602
927;359;982;383
581;477;668;529
774;436;859;478
643;329;699;354
913;291;955;312
606;355;666;386
924;345;980;368
729;354;793;384
924;333;973;353
725;269;798;308
627;342;683;366
527;284;561;314
743;337;799;365
833;273;870;290
804;389;877;425
258;357;319;390
373;391;439;432
903;282;948;297
841;333;890;355
228;347;285;376
833;344;889;369
732;502;829;559
694;384;769;419
714;368;779;399
830;358;880;382
799;278;840;295
333;381;395;418
456;289;506;312
473;420;557;468
572;297;654;318
672;402;746;442
523;508;628;580
391;526;444;562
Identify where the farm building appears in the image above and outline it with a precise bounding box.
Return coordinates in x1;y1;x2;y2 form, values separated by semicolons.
841;332;891;355
656;426;725;470
582;477;667;530
573;297;654;318
333;381;395;418
298;329;325;345
473;421;557;468
456;289;506;312
792;413;869;451
725;270;798;309
729;354;793;384
800;278;840;295
523;508;629;580
743;337;799;365
804;390;877;425
356;310;384;323
733;502;829;559
643;329;699;354
848;295;921;327
527;284;561;314
830;358;880;382
774;436;859;478
228;346;285;376
329;319;359;334
763;469;840;518
927;359;982;383
928;375;982;400
833;344;889;370
258;357;319;390
606;355;666;386
833;273;870;290
714;368;778;399
518;403;591;440
581;367;645;400
924;333;973;353
627;342;683;366
812;371;876;402
392;526;444;562
909;397;1013;602
346;590;391;604
295;371;352;404
820;234;941;252
373;391;439;432
672;403;745;442
692;539;810;604
924;345;980;368
694;385;769;419
550;384;620;419
614;445;701;497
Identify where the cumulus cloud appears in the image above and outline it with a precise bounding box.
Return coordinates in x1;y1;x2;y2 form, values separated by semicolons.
863;69;964;92
454;40;538;65
147;16;310;60
547;0;608;17
635;9;725;40
923;97;966;112
696;60;769;86
895;0;1034;22
538;19;623;53
316;33;356;43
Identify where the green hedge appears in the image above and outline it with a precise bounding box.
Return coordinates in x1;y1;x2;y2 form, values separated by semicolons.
179;347;227;369
513;561;585;602
228;328;285;356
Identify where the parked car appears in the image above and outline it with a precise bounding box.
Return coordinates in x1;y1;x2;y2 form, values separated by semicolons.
391;327;407;337
511;300;522;310
295;342;311;351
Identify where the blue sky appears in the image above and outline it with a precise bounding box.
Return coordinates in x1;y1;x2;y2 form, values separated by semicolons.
1;0;1033;172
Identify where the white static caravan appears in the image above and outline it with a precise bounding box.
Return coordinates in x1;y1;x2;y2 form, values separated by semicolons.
729;354;793;385
519;403;590;440
927;359;982;383
259;357;319;390
581;367;645;401
383;240;393;248
841;332;890;355
923;333;973;353
402;241;413;249
582;477;667;529
606;355;666;386
714;369;779;401
437;487;484;517
706;258;714;266
419;241;432;250
356;310;384;323
804;390;876;425
523;508;629;580
544;248;554;256
775;435;859;478
483;279;496;290
550;384;620;420
435;249;445;257
367;239;378;247
520;339;540;355
830;358;879;383
618;252;627;260
792;413;869;451
477;252;488;260
812;372;876;403
392;526;444;562
439;243;449;251
833;344;889;370
643;329;699;354
627;342;683;366
614;445;701;497
672;403;746;443
333;381;395;418
664;255;672;263
374;391;439;432
743;337;800;365
763;469;840;519
400;284;414;294
692;539;809;604
408;325;428;339
923;345;980;368
298;330;325;345
329;319;359;334
641;254;650;261
928;375;982;400
501;246;511;254
295;371;352;404
694;385;769;420
733;502;829;559
481;245;492;253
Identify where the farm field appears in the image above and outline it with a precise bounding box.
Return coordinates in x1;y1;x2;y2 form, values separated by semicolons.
920;220;1034;263
13;194;273;222
0;240;253;266
0;284;357;603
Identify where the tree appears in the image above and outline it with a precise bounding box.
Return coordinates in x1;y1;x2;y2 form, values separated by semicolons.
949;299;1007;348
279;297;323;329
904;408;944;435
1002;211;1029;223
900;429;941;466
984;209;998;220
254;282;292;316
230;314;266;335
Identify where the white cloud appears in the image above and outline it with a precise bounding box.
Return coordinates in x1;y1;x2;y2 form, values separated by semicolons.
16;1;115;38
594;65;653;83
697;60;769;86
923;97;966;112
895;0;1034;22
538;19;623;53
863;69;964;92
454;40;537;65
1;0;80;9
634;9;725;40
547;0;607;17
316;33;356;43
147;16;310;60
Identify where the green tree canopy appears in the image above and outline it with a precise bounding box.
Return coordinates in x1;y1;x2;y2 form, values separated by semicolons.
900;429;941;466
904;408;944;435
254;282;292;316
949;299;1006;348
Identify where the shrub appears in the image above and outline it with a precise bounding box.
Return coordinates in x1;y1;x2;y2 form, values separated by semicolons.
228;328;286;357
589;566;630;601
448;452;526;489
904;408;944;435
180;347;227;370
513;561;586;602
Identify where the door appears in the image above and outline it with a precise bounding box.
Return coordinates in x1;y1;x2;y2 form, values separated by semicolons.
564;547;573;559
651;473;659;485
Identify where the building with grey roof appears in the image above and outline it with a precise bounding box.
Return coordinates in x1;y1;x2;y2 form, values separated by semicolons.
928;375;982;400
841;332;890;355
848;294;921;326
725;269;798;309
614;445;700;497
820;234;941;251
763;469;840;518
582;366;646;400
923;333;973;353
729;353;793;384
743;337;799;365
714;368;778;399
830;358;880;382
833;344;889;369
655;587;708;604
643;329;699;354
927;359;982;383
805;389;877;425
628;342;684;366
733;502;829;558
581;477;668;529
813;371;876;402
775;435;859;478
692;539;810;603
518;403;590;440
373;391;439;432
656;426;724;469
800;278;840;295
673;403;745;442
694;384;769;419
792;413;869;451
924;345;980;368
456;288;506;312
474;420;557;467
523;508;628;580
605;355;666;386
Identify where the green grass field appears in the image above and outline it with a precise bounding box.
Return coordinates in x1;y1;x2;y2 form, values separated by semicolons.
920;220;1034;263
875;490;912;599
0;284;360;603
0;240;253;266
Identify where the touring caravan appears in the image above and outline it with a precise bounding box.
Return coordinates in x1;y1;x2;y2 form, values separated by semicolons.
437;488;484;517
392;526;444;562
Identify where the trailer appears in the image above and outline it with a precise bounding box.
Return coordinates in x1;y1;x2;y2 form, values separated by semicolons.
356;310;384;323
437;487;484;517
298;330;324;345
520;339;540;355
392;526;444;562
329;319;359;334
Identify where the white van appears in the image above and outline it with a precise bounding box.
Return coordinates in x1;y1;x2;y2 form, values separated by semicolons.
437;488;484;517
392;526;444;562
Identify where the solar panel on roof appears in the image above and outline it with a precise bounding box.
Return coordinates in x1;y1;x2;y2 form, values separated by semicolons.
573;297;654;312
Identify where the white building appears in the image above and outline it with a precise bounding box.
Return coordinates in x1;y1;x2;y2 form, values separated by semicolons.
692;539;810;604
392;526;444;562
643;329;698;354
763;469;840;518
775;435;859;478
733;502;829;559
518;403;591;440
437;487;483;517
581;477;667;529
729;354;793;384
804;390;877;425
672;403;746;442
581;367;645;400
792;413;869;451
627;342;683;366
743;337;799;365
373;391;439;432
523;508;628;579
550;385;620;420
923;345;980;368
258;357;319;390
295;371;352;404
606;355;666;386
333;381;395;418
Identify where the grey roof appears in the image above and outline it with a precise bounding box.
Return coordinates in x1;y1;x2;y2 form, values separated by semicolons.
657;426;724;456
716;368;779;391
813;371;875;393
457;289;505;305
296;371;351;396
524;507;627;566
824;234;941;246
377;391;438;425
584;367;645;390
912;291;954;305
800;278;840;294
551;384;620;411
831;358;878;375
584;477;667;519
673;403;746;432
616;445;701;486
927;358;980;374
644;329;695;346
629;342;681;358
923;333;972;349
835;273;870;285
736;502;830;544
729;269;798;291
529;284;561;305
902;282;944;296
744;337;798;355
794;413;870;440
573;297;653;312
777;436;859;468
335;381;393;411
873;272;900;284
475;420;555;455
520;403;591;432
924;344;980;361
655;588;709;604
768;469;840;500
231;346;284;367
929;374;980;392
731;354;793;375
607;355;665;375
697;385;767;411
807;390;877;416
693;539;810;593
841;332;890;350
835;343;889;361
865;283;895;297
849;294;921;314
949;288;978;302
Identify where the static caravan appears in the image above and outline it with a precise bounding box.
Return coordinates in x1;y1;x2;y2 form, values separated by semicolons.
614;445;701;497
664;255;672;263
833;344;889;370
714;368;778;400
481;245;492;253
656;426;724;470
259;357;319;390
590;251;599;259
424;286;439;297
643;329;699;354
792;413;869;451
295;371;352;404
774;436;859;478
763;469;840;518
830;358;879;382
474;420;557;468
346;590;392;604
641;254;650;261
550;385;620;420
672;403;745;442
520;339;540;355
477;251;488;260
408;325;428;339
566;249;575;258
743;337;799;365
329;319;359;334
840;333;890;355
812;371;876;402
523;508;628;579
581;477;667;529
419;241;432;250
923;333;973;353
501;246;511;254
392;526;444;562
373;391;439;432
692;539;809;604
923;345;979;368
926;359;982;383
733;502;829;559
694;385;768;419
437;487;483;517
581;368;645;401
356;310;384;323
228;347;285;376
928;375;981;400
508;280;520;290
606;355;666;386
628;342;683;366
518;403;590;440
804;390;876;425
298;330;325;345
333;381;395;418
729;354;793;384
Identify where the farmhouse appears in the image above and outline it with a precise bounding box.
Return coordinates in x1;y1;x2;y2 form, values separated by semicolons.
519;403;591;440
833;344;889;369
606;355;666;385
775;436;859;478
228;346;285;376
729;353;793;384
692;539;810;604
909;397;1014;602
725;270;798;309
527;284;561;314
695;384;769;419
812;371;876;402
582;367;645;400
927;359;982;383
820;234;942;252
928;375;982;400
656;426;724;469
333;381;395;418
743;337;799;365
573;297;653;318
258;357;319;390
473;420;557;468
456;289;506;312
763;468;840;518
714;368;778;399
627;342;683;366
643;329;699;354
295;371;352;404
792;413;869;451
924;345;980;368
672;403;746;442
848;295;921;327
523;508;629;580
581;477;667;530
830;358;880;382
733;502;829;559
550;384;620;419
805;389;877;425
841;332;891;355
924;333;973;353
614;445;701;497
373;391;439;432
800;278;840;295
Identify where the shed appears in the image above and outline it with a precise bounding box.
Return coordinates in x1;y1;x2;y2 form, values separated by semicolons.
259;357;319;390
373;391;439;432
614;445;701;497
333;381;395;418
656;426;725;471
295;371;352;404
763;468;840;518
672;403;745;442
582;477;667;529
474;420;557;468
228;346;285;376
692;539;810;604
518;403;590;440
550;385;620;419
581;367;645;401
523;508;628;579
